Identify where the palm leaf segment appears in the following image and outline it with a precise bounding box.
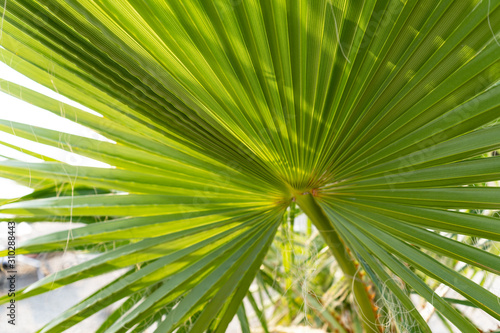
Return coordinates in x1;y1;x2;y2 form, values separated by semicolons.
0;0;499;332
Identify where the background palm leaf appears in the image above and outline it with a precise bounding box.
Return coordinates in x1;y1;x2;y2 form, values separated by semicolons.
0;0;499;332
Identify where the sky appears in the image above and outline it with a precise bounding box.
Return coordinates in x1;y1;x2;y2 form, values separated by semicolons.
0;62;109;198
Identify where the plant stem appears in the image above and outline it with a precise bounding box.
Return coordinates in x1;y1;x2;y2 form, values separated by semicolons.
295;192;379;333
281;202;295;323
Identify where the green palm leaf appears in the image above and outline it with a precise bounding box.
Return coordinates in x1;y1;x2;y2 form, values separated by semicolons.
1;0;499;332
